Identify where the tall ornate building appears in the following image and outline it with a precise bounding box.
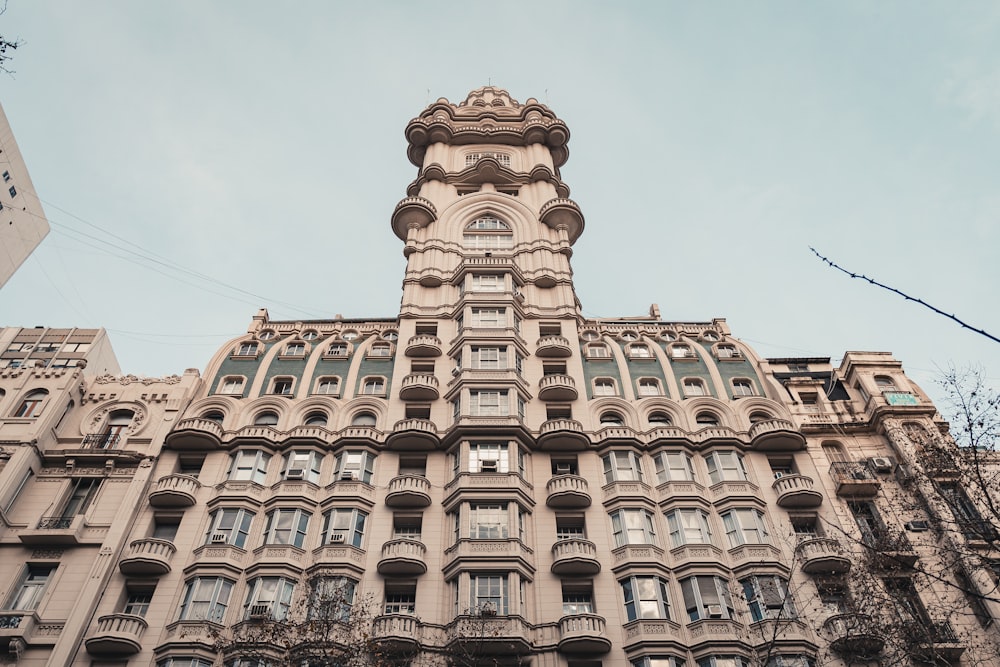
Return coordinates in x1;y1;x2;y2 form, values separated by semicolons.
0;88;997;667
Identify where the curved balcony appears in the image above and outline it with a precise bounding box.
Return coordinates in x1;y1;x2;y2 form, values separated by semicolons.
447;615;532;656
538;374;578;401
378;538;428;576
539;197;585;243
385;474;432;508
372;614;422;653
399;373;440;400
444;472;534;507
830;461;880;497
386;418;440;451
797;538;851;574
824;613;884;659
749;418;806;451
444;539;534;573
535;335;573;358
85;614;147;656
148;474;200;508
165;417;224;450
537;419;588;451
772;474;823;508
593;425;641;446
551;539;600;576
391;196;437;240
558;614;611;654
119;538;176;576
404;335;442;357
546;475;591;508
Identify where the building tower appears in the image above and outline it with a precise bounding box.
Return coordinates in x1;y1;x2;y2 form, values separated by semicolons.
1;87;997;667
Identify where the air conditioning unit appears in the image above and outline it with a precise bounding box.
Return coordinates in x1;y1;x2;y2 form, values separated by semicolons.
210;533;228;544
870;457;893;473
248;604;271;618
905;520;931;532
480;460;498;473
452;367;462;376
894;464;914;484
329;533;346;544
285;468;306;480
555;463;573;475
706;605;724;618
341;470;359;481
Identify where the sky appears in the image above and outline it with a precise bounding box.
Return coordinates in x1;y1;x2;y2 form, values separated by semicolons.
0;1;998;408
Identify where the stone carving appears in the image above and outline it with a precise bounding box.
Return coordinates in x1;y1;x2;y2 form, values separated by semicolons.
93;374;181;385
30;549;63;559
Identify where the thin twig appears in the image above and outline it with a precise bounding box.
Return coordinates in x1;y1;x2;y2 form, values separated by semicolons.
810;247;1000;344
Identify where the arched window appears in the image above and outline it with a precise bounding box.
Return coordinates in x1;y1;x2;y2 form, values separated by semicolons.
351;412;377;427
202;410;225;424
671;345;694;359
304;411;328;427
594;378;617;396
874;375;896;391
732;379;755;397
600;411;624;426
716;345;739;359
102;409;134;448
749;411;772;424
463;215;513;250
822;441;847;463
695;412;720;426
649;411;673;426
254;411;279;426
683;378;707;397
628;344;651;359
362;377;386;395
14;390;48;418
314;377;341;395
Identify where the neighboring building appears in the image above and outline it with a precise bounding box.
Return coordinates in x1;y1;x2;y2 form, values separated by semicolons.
0;327;122;377
0;88;997;666
0;104;50;288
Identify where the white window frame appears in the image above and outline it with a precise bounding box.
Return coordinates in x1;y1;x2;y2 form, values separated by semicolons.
469;443;510;473
654;451;694;483
667;508;714;547
283;450;322;483
681;575;734;621
471;308;505;328
722;508;771;547
361;376;386;395
610;508;657;547
220;376;245;395
732;379;755;397
471;573;510;616
705;451;748;484
314;376;341;395
244;576;296;620
227;450;271;484
594;378;617;396
603;451;643;483
469;502;509;539
335;450;376;483
621;575;671;621
5;565;55;611
264;508;311;548
322;508;368;548
178;576;234;622
683;378;707;396
204;507;255;548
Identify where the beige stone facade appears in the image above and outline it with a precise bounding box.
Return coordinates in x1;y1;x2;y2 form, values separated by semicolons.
0;104;50;288
0;88;997;667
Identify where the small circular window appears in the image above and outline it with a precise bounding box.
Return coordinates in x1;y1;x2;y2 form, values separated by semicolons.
342;331;359;341
382;331;399;341
620;331;638;342
581;331;599;342
702;331;720;341
661;331;678;342
258;329;276;341
301;330;319;341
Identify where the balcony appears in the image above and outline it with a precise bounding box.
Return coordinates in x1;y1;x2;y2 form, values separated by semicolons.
557;614;611;654
447;615;532;656
535;335;572;358
119;538;176;576
385;418;440;450
866;531;919;569
444;539;534;573
537;419;588;451
622;618;685;648
385;474;432;507
797;538;851;574
391;195;437;240
165;417;224;449
148;474;201;508
19;514;86;546
252;544;308;568
398;373;439;401
378;538;428;575
611;543;665;570
82;432;122;450
748;418;806;451
668;543;725;569
593;425;641;446
824;613;884;659
551;539;600;576
538;374;578;401
372;614;423;654
404;334;442;357
444;472;534;507
686;619;745;646
545;475;591;508
84;614;147;656
905;621;965;664
539;197;585;242
602;480;654;503
0;611;38;646
772;474;823;508
830;461;880;497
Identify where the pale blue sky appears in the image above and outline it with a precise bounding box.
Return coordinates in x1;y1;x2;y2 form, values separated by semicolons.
1;1;998;405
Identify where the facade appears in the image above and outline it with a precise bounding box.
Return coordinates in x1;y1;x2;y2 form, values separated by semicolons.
0;87;997;667
0;104;50;288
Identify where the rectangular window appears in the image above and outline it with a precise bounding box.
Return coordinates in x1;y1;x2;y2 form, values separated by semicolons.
61;478;100;518
123;592;152;616
264;508;310;547
322;508;367;548
621;575;671;620
384;591;416;615
204;508;255;548
3;469;33;514
283;450;322;483
705;451;747;484
178;577;234;622
244;576;296;620
610;509;657;547
471;274;504;292
471;346;505;369
470;503;509;539
562;591;594;615
587;344;611;359
470;390;510;417
5;565;55;610
740;575;795;622
228;450;270;484
603;451;643;483
667;509;713;547
722;509;771;546
469;443;509;473
681;575;734;621
335;450;375;483
309;577;356;621
471;574;509;615
471;308;504;328
655;452;694;483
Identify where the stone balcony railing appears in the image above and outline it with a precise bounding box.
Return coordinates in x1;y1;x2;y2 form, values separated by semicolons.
545;474;591;508
797;537;851;574
557;614;611;654
378;538;428;576
119;537;176;576
149;474;201;508
551;538;600;576
385;474;432;507
772;474;823;508
85;614;147;656
535;335;572;357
